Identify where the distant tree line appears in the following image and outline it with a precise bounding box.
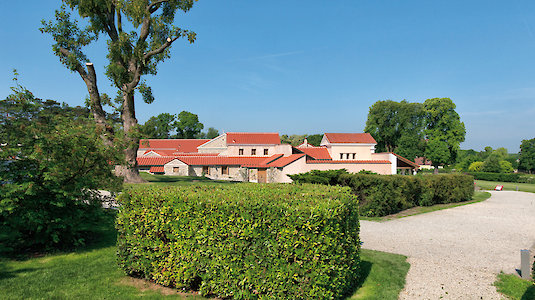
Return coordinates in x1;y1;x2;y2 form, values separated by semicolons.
140;111;219;139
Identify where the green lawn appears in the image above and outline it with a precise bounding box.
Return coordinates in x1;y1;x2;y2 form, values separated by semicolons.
494;272;535;300
136;172;239;186
475;180;535;193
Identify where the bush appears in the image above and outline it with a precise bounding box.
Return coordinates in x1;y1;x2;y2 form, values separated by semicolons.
288;169;349;185
0;82;122;255
290;170;474;217
468;172;522;183
117;184;360;299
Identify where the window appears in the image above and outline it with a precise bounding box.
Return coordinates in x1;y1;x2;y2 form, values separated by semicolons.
346;153;350;160
251;149;256;155
340;153;344;160
239;148;244;155
202;166;209;175
221;166;229;175
173;167;180;173
352;153;356;160
264;149;268;155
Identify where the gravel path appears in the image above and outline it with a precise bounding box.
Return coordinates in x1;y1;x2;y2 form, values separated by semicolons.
359;191;535;300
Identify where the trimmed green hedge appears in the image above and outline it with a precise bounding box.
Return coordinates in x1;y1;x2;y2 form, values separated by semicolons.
116;184;361;299
468;172;535;184
290;171;474;217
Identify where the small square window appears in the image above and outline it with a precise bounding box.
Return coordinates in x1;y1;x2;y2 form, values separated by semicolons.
173;167;180;173
352;153;356;159
221;166;229;175
340;153;344;160
346;153;350;160
202;166;209;175
264;149;268;155
239;148;244;155
251;149;256;155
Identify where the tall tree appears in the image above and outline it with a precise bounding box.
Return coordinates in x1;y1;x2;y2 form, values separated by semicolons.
198;127;219;139
40;0;198;183
174;110;204;139
423;98;466;174
140;113;176;139
364;100;425;159
519;138;535;173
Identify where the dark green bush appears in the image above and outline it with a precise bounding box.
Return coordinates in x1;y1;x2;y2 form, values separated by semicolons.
291;170;474;217
467;172;522;183
288;169;349;185
117;184;360;299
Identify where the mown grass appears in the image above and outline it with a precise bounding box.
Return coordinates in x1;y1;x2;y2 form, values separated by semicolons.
137;172;238;186
475;180;535;193
350;249;410;300
494;272;535;300
361;191;492;222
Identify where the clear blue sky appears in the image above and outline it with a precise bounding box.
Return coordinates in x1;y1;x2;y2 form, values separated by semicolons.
2;1;535;152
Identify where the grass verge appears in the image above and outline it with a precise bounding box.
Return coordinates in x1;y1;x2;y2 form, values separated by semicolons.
361;191;491;222
494;272;535;300
475;180;535;193
136;172;238;186
349;249;410;299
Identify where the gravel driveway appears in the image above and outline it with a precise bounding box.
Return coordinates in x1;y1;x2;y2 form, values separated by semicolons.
359;191;535;299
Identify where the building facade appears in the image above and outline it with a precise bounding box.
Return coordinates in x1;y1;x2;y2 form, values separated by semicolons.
136;132;418;183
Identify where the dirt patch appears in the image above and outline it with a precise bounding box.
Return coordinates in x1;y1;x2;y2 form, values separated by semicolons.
118;276;211;298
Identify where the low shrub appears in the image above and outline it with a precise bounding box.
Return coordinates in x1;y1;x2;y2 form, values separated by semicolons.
290;170;474;217
117;184;360;299
468;172;522;183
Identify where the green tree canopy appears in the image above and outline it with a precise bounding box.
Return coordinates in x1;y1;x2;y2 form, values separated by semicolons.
198;127;220;139
364;100;425;159
140;113;176;139
40;0;198;182
519;138;535;173
173;110;204;139
423;98;466;173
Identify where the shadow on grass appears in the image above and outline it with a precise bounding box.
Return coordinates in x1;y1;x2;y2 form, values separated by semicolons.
0;261;39;280
139;173;239;185
343;260;373;299
522;284;535;300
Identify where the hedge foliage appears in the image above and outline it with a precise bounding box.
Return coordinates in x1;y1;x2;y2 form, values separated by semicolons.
290;171;474;217
117;184;361;299
468;172;535;183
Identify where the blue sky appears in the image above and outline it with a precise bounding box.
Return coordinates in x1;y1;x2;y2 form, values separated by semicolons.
1;1;535;152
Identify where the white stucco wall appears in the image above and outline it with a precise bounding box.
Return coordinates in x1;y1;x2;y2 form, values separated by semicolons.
327;144;376;160
197;134;227;154
226;145;279;156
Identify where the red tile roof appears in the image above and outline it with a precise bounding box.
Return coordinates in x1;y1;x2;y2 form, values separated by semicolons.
226;133;281;145
391;153;419;169
137;156;176;166
140;150;218;157
296;147;332;160
149;166;165;173
176;156;271;166
243;154;305;168
138;139;210;153
324;133;377;144
307;160;391;164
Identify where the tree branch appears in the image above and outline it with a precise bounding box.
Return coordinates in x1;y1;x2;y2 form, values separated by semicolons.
148;0;169;14
58;47;88;80
143;36;179;61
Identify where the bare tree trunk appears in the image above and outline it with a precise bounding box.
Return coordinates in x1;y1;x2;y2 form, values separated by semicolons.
433;166;439;175
120;89;145;183
85;63;114;146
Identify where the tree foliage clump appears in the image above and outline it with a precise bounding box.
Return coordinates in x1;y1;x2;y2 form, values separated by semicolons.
139;111;218;139
519;138;535;173
0;78;122;254
40;0;199;182
364;100;426;160
280;134;323;147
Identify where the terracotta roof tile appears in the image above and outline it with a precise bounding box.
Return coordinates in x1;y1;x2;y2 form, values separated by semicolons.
296;147;332;160
226;133;281;145
138;139;210;153
137;156;175;166
324;133;377;144
149;166;165;173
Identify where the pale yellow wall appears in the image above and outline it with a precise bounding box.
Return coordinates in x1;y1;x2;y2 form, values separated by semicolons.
197;134;227;154
163;159;189;176
274;144;293;156
304;162;392;175
278;156;308;183
226;145;279;156
328;144;376;160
